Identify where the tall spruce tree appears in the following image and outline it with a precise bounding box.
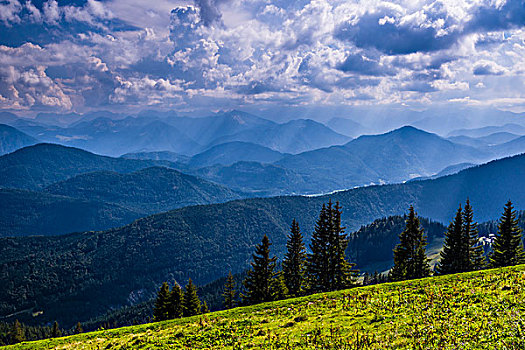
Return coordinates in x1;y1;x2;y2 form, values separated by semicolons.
282;219;307;297
242;235;279;304
168;283;183;319
489;201;525;267
307;201;357;293
307;203;331;293
330;201;358;290
51;321;61;338
222;271;237;309
389;206;430;281
436;205;469;275
9;320;25;344
75;322;83;334
182;278;201;317
464;199;485;270
153;282;171;321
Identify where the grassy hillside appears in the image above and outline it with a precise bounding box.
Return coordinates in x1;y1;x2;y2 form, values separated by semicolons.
7;265;525;349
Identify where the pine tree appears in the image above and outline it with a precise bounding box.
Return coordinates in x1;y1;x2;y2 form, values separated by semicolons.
75;322;83;334
242;234;279;304
153;282;171;321
282;219;306;297
168;283;183;319
330;201;358;290
464;199;485;270
51;321;61;338
436;205;468;275
201;301;210;314
389;206;431;281
273;272;289;300
222;271;237;309
182;278;201;317
489;201;525;268
307;203;331;293
307;201;358;293
9;320;25;344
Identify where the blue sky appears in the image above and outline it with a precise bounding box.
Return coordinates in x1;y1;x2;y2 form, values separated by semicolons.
0;0;524;115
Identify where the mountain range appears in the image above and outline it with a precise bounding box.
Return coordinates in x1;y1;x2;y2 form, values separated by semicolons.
0;124;37;155
2;151;525;326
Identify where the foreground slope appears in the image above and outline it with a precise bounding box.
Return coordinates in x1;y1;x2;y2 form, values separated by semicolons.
9;265;525;349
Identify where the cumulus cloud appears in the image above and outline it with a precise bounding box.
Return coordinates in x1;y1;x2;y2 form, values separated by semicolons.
0;0;523;112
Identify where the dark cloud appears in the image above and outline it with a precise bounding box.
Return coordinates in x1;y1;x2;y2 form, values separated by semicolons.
336;0;525;55
337;53;395;76
335;14;458;55
473;62;505;76
466;0;525;33
194;0;231;27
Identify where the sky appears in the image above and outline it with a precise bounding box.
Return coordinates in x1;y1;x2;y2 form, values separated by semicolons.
0;0;524;116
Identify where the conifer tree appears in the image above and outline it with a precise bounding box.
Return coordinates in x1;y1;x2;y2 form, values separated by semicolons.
182;278;201;317
489;201;525;267
51;321;61;338
436;205;468;275
282;219;306;297
201;301;210;314
75;322;83;334
307;203;330;293
464;199;485;270
389;206;430;281
273;272;289;300
10;320;25;344
153;282;171;321
307;201;357;293
168;283;183;319
242;235;279;304
330;201;358;290
222;271;237;309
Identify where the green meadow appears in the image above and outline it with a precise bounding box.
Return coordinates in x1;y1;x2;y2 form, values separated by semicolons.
7;265;525;349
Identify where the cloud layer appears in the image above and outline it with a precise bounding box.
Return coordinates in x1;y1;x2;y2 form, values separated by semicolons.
0;0;524;113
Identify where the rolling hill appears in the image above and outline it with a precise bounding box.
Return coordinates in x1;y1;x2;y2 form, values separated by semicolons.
0;143;175;190
0;189;141;237
44;166;242;214
2;152;525;326
0;124;38;156
188;142;286;168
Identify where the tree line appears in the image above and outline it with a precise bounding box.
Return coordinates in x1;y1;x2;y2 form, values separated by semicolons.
150;198;525;323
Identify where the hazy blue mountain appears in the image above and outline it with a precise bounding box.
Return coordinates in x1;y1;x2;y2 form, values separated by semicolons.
0;188;141;237
0;112;18;124
39;117;202;156
193;161;307;196
121;151;190;164
275;126;491;193
493;136;525;158
0;124;38;155
2;152;525;326
408;162;477;182
326;117;364;137
477;132;521;145
44;166;242;214
189;141;286;167
166;110;275;146
447;135;489;148
447;123;525;138
208;119;350;154
0;143;174;190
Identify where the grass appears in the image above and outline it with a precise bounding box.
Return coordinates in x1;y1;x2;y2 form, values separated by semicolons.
7;265;525;349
